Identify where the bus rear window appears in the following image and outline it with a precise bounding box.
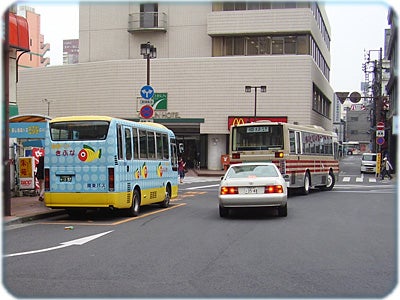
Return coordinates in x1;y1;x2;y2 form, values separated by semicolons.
50;121;110;141
232;125;283;151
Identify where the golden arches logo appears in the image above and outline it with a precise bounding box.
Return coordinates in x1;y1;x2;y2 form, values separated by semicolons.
232;118;245;126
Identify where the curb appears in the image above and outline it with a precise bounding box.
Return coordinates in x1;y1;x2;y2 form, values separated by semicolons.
4;210;66;226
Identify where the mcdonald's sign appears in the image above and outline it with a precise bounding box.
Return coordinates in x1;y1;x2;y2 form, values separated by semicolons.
228;116;287;130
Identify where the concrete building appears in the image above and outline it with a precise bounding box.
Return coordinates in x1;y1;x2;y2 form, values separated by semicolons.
385;8;398;167
63;39;79;64
17;2;333;170
16;5;50;68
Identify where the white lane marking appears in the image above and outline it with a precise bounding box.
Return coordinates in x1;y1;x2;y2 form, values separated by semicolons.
4;230;114;258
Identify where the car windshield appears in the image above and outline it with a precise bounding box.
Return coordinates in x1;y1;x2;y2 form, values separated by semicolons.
362;154;376;161
226;165;278;179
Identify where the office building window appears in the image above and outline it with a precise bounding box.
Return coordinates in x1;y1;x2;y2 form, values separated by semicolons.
140;3;158;28
313;84;331;118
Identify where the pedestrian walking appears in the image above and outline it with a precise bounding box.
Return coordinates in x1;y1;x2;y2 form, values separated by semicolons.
36;156;45;201
178;157;186;183
381;156;393;180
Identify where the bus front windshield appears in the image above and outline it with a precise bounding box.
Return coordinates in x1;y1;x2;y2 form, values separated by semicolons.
232;125;283;151
50;121;110;141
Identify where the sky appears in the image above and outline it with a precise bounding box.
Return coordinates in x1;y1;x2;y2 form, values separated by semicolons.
4;0;396;93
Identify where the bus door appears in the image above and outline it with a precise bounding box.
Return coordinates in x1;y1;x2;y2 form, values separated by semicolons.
295;131;301;155
117;124;134;196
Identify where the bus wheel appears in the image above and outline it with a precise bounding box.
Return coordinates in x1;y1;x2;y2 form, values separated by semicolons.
128;189;141;217
301;173;310;195
159;187;171;208
322;171;335;191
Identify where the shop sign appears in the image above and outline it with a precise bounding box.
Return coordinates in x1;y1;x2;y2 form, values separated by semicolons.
138;111;180;119
228;116;288;130
153;93;168;110
9;122;47;139
137;93;168;110
18;157;35;189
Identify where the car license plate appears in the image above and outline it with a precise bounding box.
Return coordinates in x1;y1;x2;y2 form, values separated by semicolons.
60;175;72;182
245;187;258;194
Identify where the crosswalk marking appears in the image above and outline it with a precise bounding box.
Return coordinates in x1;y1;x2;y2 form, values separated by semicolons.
181;175;390;185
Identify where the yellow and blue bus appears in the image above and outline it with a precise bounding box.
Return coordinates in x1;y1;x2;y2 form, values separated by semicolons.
44;116;179;216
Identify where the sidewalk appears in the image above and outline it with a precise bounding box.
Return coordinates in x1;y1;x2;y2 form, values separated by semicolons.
3;195;65;226
3;168;227;226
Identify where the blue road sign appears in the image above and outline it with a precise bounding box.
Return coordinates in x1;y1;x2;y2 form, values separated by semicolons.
376;136;385;145
140;85;155;100
140;105;154;119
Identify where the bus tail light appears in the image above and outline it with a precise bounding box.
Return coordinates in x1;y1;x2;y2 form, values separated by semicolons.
232;153;240;159
275;151;284;158
108;168;115;191
220;186;238;195
44;168;50;191
265;185;284;194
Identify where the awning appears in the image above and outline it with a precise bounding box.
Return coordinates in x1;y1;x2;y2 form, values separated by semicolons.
9;12;30;52
22;140;44;148
9;114;51;123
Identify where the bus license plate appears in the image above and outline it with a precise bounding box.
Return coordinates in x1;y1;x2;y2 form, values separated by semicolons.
245;187;258;194
60;175;72;182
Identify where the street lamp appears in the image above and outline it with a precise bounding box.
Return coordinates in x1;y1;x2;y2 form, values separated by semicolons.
140;42;157;85
245;85;267;122
42;98;52;116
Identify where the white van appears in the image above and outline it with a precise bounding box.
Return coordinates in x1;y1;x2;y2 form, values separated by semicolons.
360;153;377;173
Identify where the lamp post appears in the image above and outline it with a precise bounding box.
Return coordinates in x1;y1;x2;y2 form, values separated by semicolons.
140;42;157;85
42;98;52;116
245;85;267;122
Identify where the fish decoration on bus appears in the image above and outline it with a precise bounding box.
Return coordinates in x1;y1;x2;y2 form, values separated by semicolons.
141;162;148;179
157;162;163;177
134;168;140;179
78;145;102;162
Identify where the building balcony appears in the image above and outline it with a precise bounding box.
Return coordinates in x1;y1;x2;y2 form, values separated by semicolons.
207;9;312;36
128;12;167;33
41;56;50;67
40;43;50;55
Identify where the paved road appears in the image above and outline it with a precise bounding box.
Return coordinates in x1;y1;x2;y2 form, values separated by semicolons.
3;156;396;298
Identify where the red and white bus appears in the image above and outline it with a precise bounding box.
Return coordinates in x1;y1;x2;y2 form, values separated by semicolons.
229;121;339;194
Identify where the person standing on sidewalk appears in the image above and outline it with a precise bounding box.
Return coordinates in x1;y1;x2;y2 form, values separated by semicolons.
381;156;393;180
36;156;45;201
178;157;186;183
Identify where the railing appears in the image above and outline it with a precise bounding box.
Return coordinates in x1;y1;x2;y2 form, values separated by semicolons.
41;56;50;66
40;43;50;55
128;12;167;32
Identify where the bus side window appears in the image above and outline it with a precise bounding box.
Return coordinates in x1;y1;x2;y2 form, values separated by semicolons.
139;130;147;159
132;127;138;159
289;130;296;154
156;132;162;159
125;127;132;160
117;124;123;160
171;140;178;171
296;132;301;154
162;134;169;159
147;131;156;159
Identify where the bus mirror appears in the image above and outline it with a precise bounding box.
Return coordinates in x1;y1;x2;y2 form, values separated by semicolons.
179;143;184;153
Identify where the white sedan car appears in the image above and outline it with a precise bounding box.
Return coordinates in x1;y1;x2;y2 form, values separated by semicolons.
218;163;288;218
